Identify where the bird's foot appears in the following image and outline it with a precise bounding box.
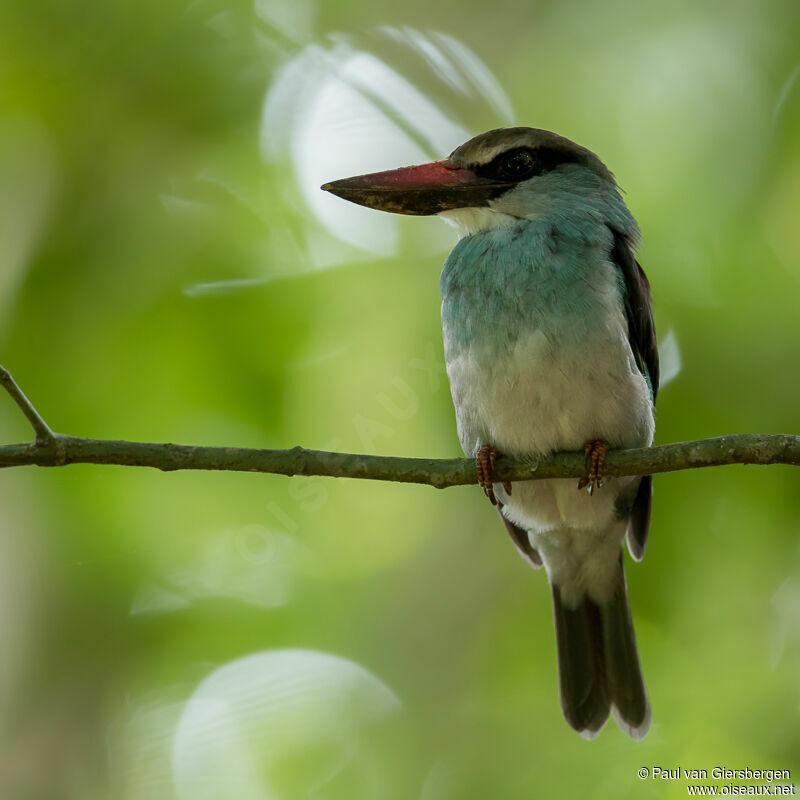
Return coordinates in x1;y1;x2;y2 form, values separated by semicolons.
577;439;609;496
476;445;512;505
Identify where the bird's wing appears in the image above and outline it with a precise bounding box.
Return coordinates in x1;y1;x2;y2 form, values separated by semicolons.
608;227;659;561
608;227;659;400
498;506;543;568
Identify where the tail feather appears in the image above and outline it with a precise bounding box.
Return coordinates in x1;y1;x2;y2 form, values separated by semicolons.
551;584;609;738
600;558;650;739
551;556;650;740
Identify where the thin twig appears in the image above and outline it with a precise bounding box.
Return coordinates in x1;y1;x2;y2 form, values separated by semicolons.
0;365;57;443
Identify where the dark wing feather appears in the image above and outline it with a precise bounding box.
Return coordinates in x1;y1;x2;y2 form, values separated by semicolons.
608;228;658;560
497;506;543;568
608;228;659;399
626;475;652;561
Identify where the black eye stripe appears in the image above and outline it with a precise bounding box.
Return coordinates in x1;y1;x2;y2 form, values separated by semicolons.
474;146;582;183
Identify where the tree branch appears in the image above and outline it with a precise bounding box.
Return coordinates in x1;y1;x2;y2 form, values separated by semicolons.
1;365;798;487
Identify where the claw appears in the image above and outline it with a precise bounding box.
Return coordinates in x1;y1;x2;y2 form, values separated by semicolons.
577;439;609;495
476;445;501;505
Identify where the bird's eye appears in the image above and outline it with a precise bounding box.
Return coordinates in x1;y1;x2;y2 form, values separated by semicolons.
496;148;536;180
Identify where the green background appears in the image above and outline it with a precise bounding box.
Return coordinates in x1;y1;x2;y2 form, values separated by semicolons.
1;0;799;797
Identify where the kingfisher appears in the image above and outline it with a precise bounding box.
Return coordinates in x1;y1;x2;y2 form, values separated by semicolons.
322;127;658;740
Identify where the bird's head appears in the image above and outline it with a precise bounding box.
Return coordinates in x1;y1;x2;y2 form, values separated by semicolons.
321;127;618;236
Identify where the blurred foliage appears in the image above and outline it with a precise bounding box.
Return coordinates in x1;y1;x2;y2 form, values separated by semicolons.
1;0;799;798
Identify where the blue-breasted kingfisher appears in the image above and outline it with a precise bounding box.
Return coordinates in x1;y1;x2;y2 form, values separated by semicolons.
322;127;659;740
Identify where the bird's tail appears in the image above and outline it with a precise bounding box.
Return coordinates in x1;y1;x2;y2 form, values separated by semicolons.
550;555;650;740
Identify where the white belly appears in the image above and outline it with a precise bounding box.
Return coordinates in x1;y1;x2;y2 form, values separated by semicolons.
446;319;654;456
445;310;654;535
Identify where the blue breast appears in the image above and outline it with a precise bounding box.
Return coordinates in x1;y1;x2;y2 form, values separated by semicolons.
440;220;622;359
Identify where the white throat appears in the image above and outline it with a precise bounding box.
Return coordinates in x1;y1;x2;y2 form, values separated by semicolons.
437;206;518;239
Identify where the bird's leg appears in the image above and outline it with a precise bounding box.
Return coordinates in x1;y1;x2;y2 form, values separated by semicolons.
476;444;512;505
476;445;499;505
577;439;609;496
